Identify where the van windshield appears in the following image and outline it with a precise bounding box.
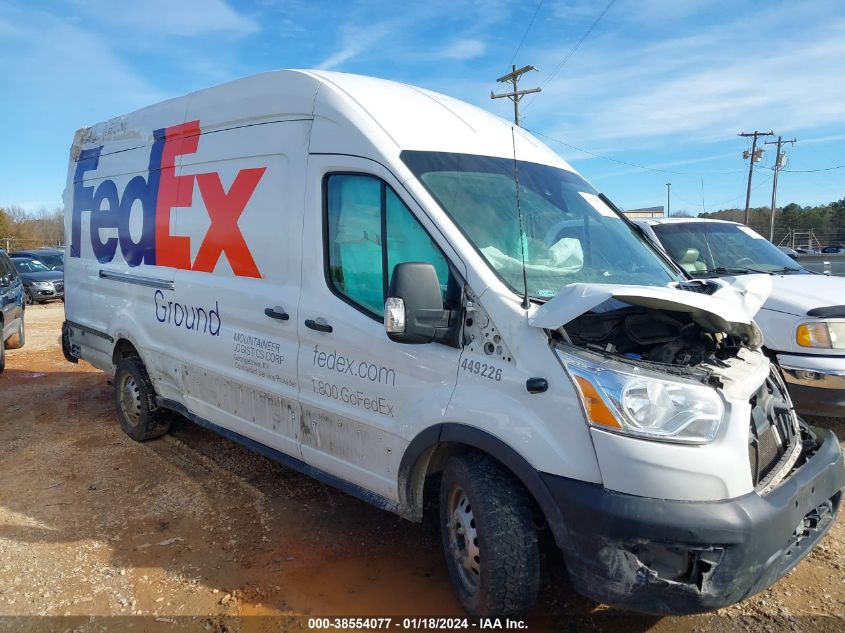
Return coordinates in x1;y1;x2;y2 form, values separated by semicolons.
400;151;681;299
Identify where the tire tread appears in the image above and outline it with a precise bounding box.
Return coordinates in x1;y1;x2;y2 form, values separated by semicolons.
440;453;540;617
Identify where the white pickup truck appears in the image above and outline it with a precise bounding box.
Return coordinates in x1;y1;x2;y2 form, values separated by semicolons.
636;217;845;420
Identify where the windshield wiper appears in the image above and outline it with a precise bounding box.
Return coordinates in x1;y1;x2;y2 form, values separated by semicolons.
689;266;758;277
691;265;803;277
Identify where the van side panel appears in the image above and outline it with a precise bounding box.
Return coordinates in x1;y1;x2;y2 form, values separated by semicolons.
63;110;311;460
172;120;310;458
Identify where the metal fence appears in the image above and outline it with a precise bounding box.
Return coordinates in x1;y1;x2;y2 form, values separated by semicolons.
1;238;63;252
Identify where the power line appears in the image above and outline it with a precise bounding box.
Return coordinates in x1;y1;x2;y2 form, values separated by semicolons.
784;165;845;173
706;174;773;210
510;0;545;66
522;0;617;115
528;129;686;174
528;129;744;176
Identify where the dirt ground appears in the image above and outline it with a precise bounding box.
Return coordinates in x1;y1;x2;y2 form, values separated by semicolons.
1;303;843;632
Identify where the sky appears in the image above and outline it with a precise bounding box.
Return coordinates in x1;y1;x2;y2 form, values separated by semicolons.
0;0;843;215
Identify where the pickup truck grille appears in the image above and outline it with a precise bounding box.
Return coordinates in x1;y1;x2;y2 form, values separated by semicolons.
748;371;799;489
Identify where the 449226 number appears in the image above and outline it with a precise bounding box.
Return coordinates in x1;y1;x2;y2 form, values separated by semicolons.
460;358;502;381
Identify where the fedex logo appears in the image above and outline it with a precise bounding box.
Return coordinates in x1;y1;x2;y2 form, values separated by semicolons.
71;120;265;278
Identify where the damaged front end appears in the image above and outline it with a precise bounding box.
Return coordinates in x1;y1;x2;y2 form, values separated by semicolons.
530;277;845;614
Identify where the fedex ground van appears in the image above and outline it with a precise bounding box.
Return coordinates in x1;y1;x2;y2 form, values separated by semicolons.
62;70;844;617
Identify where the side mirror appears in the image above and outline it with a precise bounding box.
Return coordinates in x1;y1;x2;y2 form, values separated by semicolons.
384;262;450;344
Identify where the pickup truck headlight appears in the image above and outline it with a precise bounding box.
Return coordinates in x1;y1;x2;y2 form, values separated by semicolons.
560;350;725;444
796;322;845;349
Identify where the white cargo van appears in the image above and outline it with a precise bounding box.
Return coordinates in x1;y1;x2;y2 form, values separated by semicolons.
62;70;844;617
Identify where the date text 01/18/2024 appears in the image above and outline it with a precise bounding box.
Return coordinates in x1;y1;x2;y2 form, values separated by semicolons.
307;617;527;629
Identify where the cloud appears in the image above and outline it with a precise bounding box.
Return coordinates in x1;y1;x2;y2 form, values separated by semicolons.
437;38;486;60
79;0;259;37
315;0;506;70
0;11;167;122
317;21;395;70
524;9;845;147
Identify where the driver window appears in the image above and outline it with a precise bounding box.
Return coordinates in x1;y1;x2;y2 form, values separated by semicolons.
325;174;451;318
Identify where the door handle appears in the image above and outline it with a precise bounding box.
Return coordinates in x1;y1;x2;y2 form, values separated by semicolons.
264;307;290;320
304;318;333;333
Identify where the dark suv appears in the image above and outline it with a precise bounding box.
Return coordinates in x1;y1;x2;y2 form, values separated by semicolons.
0;249;26;373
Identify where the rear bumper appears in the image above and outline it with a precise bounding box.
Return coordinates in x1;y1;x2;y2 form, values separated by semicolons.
778;353;845;418
541;426;844;615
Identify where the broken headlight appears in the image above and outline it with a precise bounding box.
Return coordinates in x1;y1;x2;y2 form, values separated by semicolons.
560;350;724;444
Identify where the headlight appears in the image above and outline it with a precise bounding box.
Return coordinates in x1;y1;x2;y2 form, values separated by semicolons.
31;281;53;288
560;350;725;444
796;322;845;349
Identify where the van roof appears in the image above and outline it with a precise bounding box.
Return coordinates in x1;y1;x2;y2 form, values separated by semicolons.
71;70;574;173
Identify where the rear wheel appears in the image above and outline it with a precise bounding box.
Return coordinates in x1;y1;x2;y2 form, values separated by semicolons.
0;331;5;374
439;453;540;617
5;312;25;350
113;357;171;441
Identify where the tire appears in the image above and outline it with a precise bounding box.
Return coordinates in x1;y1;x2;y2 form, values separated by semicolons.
5;312;25;350
0;332;5;374
113;357;171;441
24;290;33;305
439;453;540;618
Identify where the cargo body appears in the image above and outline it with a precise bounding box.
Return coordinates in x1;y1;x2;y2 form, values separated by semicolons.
62;70;844;617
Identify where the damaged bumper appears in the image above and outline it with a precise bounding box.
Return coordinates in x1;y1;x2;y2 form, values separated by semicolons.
541;427;844;615
778;353;845;418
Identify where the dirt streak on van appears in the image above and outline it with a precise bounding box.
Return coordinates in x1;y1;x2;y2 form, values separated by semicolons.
62;70;844;618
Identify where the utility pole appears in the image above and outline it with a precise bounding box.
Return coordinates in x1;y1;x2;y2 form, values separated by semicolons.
665;182;671;217
765;136;797;241
491;65;541;127
739;130;774;225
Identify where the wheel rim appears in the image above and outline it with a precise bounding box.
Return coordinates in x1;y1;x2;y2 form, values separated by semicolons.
447;485;481;592
117;373;142;426
25;291;32;305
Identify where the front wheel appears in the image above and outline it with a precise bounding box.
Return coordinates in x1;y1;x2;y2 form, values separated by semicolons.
0;333;5;374
439;454;540;617
113;357;171;441
24;290;33;305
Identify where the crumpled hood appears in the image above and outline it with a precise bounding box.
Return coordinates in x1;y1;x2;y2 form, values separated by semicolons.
529;275;772;340
761;272;845;316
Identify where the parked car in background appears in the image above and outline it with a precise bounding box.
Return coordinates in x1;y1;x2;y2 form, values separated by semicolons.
635;218;845;420
11;247;64;271
821;245;845;254
9;256;64;304
777;245;799;260
0;248;26;372
796;247;821;254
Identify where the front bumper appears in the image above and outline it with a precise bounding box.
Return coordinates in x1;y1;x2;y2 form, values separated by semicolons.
778;353;845;418
28;284;64;301
541;426;844;615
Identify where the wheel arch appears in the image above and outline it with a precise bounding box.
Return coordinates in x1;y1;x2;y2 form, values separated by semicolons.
398;423;569;548
112;336;143;367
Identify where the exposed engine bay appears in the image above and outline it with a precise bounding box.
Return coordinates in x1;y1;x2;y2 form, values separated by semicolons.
560;305;749;368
